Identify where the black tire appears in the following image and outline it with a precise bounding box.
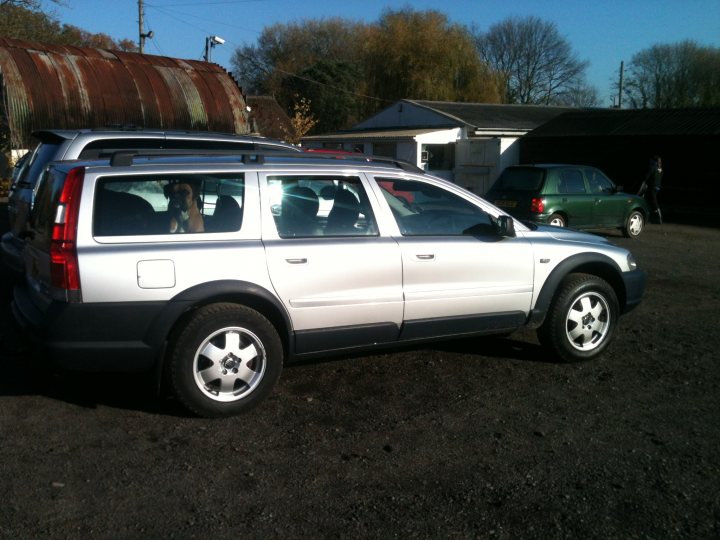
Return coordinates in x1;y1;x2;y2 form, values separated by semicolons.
537;273;619;363
168;303;283;418
622;210;644;238
548;213;566;227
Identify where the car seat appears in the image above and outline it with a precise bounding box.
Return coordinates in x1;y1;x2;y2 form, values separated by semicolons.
325;189;360;235
279;186;321;237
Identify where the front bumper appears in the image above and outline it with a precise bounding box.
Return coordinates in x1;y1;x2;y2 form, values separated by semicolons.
621;268;646;313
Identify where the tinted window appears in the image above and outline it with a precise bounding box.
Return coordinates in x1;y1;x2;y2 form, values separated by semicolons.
557;169;586;194
493;168;545;191
93;174;245;236
14;142;61;188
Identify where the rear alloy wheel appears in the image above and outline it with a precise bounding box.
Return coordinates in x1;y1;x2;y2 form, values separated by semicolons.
623;210;644;238
168;303;283;418
548;213;566;227
538;273;618;362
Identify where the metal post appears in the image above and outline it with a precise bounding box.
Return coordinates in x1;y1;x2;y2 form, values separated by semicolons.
617;61;624;109
138;0;145;54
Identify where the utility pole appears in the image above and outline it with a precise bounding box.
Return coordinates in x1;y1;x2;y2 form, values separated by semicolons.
617;61;624;109
138;0;153;54
138;0;144;53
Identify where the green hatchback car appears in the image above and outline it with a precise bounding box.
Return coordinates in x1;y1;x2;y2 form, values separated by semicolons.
486;164;650;238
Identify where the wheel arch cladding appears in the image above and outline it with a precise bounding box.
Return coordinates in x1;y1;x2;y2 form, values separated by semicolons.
528;253;626;327
144;280;293;363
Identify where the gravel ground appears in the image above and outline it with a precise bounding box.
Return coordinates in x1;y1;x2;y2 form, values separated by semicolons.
0;220;718;539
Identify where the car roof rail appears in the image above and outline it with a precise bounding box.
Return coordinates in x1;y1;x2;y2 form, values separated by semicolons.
107;149;423;173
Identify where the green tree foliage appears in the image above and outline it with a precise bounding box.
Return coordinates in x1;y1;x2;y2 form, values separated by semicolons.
476;16;589;105
0;3;136;51
622;41;720;108
363;8;500;109
281;60;363;133
231;18;367;96
232;9;500;132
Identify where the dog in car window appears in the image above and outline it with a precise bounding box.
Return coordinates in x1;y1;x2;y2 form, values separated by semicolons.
163;180;205;233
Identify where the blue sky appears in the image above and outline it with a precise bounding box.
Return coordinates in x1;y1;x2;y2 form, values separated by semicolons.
42;0;720;107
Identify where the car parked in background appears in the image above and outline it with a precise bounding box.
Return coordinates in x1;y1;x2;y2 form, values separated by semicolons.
486;164;649;238
2;128;299;276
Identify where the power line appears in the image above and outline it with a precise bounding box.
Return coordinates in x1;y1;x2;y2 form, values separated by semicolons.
142;2;391;103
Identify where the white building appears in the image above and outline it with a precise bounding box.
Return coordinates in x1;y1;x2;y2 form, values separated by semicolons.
302;99;573;194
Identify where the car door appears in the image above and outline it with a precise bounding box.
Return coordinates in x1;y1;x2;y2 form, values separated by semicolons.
585;167;627;227
554;167;595;228
371;175;535;340
261;173;404;354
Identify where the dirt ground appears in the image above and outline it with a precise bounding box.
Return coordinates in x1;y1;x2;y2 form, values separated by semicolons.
0;219;718;539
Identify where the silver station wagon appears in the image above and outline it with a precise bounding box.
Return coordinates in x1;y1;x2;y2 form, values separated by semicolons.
13;152;645;417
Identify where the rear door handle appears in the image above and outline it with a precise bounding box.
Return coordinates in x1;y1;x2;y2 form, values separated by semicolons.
285;258;307;264
416;254;435;261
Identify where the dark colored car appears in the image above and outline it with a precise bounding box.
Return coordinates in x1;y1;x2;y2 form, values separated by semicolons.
486;164;650;238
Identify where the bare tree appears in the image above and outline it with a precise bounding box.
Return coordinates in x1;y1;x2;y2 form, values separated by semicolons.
621;40;720;108
475;16;590;105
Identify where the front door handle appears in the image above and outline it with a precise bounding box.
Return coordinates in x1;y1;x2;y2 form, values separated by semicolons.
415;254;435;261
285;258;308;264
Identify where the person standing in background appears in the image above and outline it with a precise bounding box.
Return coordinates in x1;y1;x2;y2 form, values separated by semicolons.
641;156;663;224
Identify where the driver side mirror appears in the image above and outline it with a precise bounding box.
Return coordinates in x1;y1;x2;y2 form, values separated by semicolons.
496;215;516;237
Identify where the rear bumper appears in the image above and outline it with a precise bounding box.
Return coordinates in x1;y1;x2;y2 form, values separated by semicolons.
1;231;24;276
12;285;169;372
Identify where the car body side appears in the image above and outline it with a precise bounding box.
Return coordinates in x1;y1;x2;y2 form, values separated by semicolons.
12;160;644;374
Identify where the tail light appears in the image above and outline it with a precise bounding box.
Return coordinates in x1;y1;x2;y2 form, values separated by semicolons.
50;167;84;292
530;197;545;214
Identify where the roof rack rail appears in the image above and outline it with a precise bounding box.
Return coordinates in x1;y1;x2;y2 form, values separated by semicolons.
107;149;424;173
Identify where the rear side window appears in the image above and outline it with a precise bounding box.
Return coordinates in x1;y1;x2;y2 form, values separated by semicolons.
557;169;587;194
493;168;545;191
93;174;245;236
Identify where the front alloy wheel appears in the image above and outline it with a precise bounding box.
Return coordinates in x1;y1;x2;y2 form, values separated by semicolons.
623;210;644;238
538;273;618;362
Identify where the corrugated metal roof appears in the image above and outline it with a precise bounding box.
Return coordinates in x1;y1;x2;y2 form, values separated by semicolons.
525;108;720;138
0;37;250;149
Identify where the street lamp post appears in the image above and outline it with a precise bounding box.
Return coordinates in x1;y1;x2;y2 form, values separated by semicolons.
204;35;225;62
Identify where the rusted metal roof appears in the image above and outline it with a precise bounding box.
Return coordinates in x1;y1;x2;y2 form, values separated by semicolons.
0;37;250;149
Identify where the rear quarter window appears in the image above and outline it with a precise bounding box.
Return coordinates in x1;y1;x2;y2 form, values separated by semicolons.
93;174;245;236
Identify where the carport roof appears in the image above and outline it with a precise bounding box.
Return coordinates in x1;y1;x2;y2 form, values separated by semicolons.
407;100;574;131
525;107;720;138
303;127;444;141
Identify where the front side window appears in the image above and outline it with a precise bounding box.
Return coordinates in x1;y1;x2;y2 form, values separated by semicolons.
587;169;615;194
268;175;378;238
376;177;494;236
93;173;244;236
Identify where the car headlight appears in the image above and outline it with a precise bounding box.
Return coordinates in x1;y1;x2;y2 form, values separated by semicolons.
627;253;637;270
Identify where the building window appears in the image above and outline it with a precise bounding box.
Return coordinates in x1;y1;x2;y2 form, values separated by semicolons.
422;143;455;170
372;142;396;158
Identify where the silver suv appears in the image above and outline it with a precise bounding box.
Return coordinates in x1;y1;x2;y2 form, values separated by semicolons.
3;128;298;276
13;152;645;417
